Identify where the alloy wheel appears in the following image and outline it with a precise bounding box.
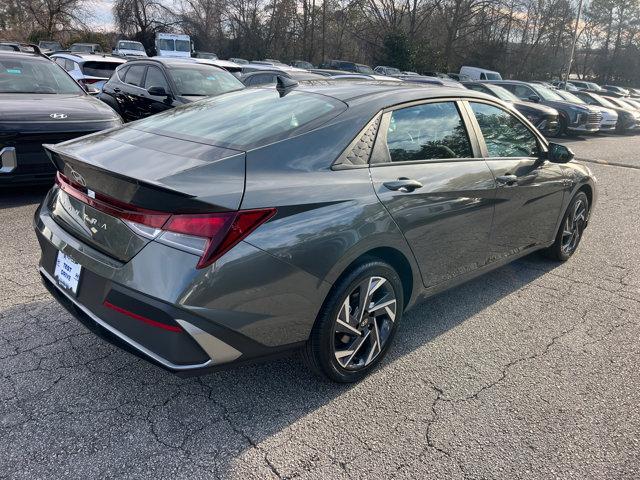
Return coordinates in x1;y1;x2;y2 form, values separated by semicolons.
561;198;587;255
333;276;397;370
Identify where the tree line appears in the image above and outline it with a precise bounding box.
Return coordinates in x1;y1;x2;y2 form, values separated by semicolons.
2;0;640;84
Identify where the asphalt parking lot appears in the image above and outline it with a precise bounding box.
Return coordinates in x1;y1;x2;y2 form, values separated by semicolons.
1;134;638;479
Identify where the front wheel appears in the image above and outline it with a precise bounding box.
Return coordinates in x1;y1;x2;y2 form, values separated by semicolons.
303;260;404;383
544;191;589;261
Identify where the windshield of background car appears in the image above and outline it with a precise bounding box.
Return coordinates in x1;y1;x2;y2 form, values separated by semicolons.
0;58;84;94
176;40;191;52
591;95;617;108
356;65;375;74
82;61;121;78
486;84;520;102
168;66;244;96
532;85;564;101
131;88;346;149
557;90;586;104
71;45;95;53
119;42;144;51
386;68;401;75
41;42;61;50
157;39;174;51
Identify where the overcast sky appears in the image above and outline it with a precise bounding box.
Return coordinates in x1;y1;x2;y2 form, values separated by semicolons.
87;0;115;31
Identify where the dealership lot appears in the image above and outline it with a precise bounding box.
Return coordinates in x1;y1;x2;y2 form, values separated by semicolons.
0;134;638;479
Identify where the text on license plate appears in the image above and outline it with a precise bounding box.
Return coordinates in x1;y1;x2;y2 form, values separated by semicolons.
54;251;82;295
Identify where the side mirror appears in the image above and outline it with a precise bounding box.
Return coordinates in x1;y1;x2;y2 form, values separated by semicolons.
528;94;541;103
547;142;574;163
147;86;170;97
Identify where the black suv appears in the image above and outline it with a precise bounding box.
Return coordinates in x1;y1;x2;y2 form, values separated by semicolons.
463;81;559;136
98;58;244;122
486;80;602;136
0;50;121;185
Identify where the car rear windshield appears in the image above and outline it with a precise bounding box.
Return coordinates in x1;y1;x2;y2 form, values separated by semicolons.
131;88;346;149
0;58;83;94
81;61;121;77
168;65;244;96
118;42;144;51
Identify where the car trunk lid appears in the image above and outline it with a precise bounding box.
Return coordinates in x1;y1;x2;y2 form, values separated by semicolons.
44;127;246;262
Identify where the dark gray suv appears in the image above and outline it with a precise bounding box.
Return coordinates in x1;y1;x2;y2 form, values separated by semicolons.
486;80;602;136
35;82;596;382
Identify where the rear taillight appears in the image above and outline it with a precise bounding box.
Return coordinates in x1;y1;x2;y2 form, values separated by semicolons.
160;209;276;268
55;172;275;269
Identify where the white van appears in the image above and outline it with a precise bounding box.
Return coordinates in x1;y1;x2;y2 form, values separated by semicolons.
459;66;502;81
112;40;147;57
155;33;191;58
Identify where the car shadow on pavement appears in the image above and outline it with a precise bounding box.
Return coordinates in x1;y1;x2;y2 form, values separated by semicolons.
0;251;561;476
0;186;50;209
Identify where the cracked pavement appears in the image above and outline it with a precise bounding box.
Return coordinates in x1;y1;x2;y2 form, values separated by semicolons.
1;135;639;479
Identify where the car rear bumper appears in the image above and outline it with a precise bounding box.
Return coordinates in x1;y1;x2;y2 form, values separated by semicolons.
34;192;322;373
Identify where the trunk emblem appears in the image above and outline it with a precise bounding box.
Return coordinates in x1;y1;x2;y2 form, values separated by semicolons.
50;113;68;119
70;169;87;187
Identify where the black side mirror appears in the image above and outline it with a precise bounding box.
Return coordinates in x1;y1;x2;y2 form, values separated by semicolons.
547;142;574;163
147;86;170;97
528;94;541;103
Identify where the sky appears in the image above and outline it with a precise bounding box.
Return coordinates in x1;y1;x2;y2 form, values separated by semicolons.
87;0;116;31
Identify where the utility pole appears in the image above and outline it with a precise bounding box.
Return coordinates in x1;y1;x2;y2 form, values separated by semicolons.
564;0;585;90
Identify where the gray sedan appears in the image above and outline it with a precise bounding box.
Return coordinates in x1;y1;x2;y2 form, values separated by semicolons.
34;81;596;382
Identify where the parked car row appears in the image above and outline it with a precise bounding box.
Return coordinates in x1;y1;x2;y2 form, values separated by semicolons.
3;44;640;190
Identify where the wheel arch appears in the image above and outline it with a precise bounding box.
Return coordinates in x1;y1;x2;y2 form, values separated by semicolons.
333;246;416;311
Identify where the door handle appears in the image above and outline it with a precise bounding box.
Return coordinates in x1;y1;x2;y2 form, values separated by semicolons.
113;87;121;93
383;178;423;193
496;174;518;187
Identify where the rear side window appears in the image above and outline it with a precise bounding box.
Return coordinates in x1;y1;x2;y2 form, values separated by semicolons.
386;102;473;161
469;102;539;158
82;61;120;78
124;65;146;86
131;89;346;149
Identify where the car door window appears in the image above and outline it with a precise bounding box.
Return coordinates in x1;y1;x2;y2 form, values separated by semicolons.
469;102;540;158
386;102;473;161
144;66;169;91
124;65;146;87
64;60;75;71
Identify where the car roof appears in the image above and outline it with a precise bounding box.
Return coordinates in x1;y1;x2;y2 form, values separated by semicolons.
0;50;49;61
293;81;494;106
52;52;126;62
130;57;216;67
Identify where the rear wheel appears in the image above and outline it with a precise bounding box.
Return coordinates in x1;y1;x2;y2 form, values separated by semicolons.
303;260;404;383
544;192;589;261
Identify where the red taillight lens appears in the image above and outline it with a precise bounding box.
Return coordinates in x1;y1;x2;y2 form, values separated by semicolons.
55;172;276;269
163;209;276;269
56;172;170;228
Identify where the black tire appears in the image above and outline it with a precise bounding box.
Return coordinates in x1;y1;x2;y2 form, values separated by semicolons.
547;115;567;137
557;115;568;136
303;260;404;383
544;191;589;262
